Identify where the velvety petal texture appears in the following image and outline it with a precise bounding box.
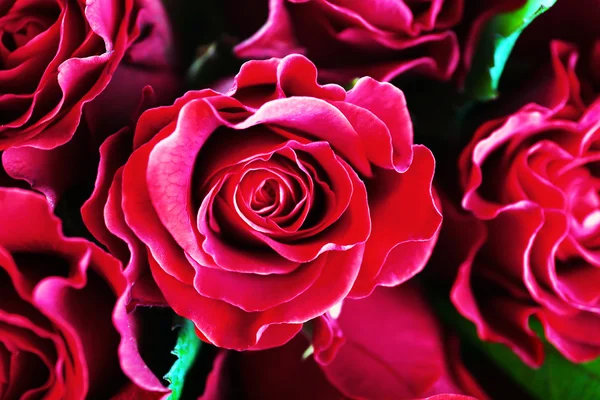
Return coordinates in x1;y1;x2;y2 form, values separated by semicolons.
0;0;178;205
0;187;163;398
83;54;441;351
451;39;600;366
201;283;485;400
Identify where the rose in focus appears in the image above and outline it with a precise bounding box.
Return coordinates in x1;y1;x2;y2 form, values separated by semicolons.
84;54;442;350
451;40;600;366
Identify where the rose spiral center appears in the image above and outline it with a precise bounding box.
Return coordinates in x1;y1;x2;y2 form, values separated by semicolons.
0;3;61;66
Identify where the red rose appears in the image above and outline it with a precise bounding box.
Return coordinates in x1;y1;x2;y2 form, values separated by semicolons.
201;284;486;400
0;0;178;204
83;54;442;350
229;0;464;83
452;40;600;366
0;188;128;398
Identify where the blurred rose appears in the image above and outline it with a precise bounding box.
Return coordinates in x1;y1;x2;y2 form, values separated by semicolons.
202;284;486;400
450;39;600;366
0;0;178;205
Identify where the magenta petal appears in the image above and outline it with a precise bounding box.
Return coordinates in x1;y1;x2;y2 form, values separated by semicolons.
275;54;346;100
113;294;169;395
351;145;441;297
345;77;414;172
452;204;546;367
539;309;600;363
321;284;469;399
147;254;301;350
235;0;305;60
146;99;222;264
81;128;133;260
246;150;371;263
2;128;89;207
122;117;196;284
236;97;373;176
197;351;230;400
310;313;345;366
190;254;326;312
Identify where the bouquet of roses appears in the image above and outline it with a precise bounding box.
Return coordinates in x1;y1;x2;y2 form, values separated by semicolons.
1;0;598;398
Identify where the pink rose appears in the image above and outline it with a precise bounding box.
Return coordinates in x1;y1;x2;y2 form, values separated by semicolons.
0;0;176;150
0;187;158;398
229;0;464;83
0;0;178;204
450;40;600;366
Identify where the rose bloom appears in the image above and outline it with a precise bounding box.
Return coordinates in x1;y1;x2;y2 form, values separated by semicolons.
202;284;486;400
227;0;464;83
83;54;442;350
0;187;155;398
451;39;600;366
0;0;177;204
0;0;175;150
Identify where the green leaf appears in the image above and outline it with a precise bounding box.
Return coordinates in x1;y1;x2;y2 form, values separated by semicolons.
344;77;361;91
302;345;315;360
164;318;202;400
465;0;556;101
432;294;600;400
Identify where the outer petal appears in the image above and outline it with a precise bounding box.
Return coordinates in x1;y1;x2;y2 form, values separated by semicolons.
0;187;151;398
221;336;346;400
350;145;441;297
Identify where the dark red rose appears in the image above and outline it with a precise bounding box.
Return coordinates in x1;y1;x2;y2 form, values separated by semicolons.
228;0;464;83
450;40;600;366
82;54;442;351
0;0;178;204
201;284;486;400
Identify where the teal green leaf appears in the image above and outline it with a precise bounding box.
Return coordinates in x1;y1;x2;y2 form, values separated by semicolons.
164;318;202;400
433;294;600;400
465;0;556;101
